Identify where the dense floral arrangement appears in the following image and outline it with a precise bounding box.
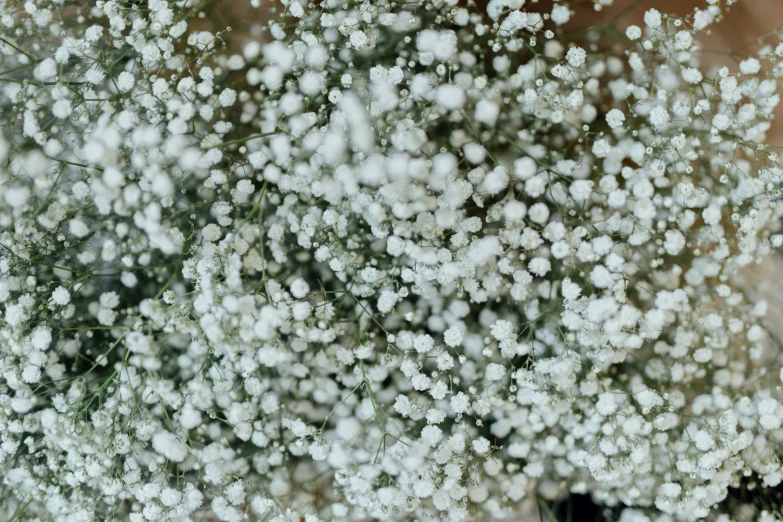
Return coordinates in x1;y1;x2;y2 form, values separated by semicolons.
2;0;783;520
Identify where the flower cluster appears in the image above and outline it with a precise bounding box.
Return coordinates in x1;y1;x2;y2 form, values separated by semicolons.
2;0;783;521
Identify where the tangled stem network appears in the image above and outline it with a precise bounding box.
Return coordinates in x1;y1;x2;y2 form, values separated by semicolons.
2;0;783;520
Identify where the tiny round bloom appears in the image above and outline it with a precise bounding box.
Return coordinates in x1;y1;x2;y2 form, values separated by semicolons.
152;431;188;462
290;278;310;299
349;30;368;49
566;46;586;67
550;4;571;25
490;320;515;341
52;286;71;305
113;434;131;455
474;99;500;126
649;106;670;129
528;202;550;224
569;180;593;202
681;67;703;84
85;25;103;42
444;326;463;347
435;84;466;110
414;334;434;354
202;223;222;242
739;57;761;75
52;99;72;119
219;88;237;107
472;437;491;455
31;327;52;350
4;187;30;208
626;25;642;40
606;108;626;129
644;8;662;29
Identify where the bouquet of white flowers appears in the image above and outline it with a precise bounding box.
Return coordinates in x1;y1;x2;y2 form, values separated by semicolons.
2;0;783;520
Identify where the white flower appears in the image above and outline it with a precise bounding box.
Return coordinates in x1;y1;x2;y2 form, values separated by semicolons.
566;47;586;67
52;99;72;119
472;437;491;454
550;5;571;25
52;286;71;305
681;67;703;84
69;218;90;238
569;180;593;202
33;58;57;81
444;326;463;347
648;106;670;129
528;202;550;224
152;431;188;463
606;108;626;128
626;25;642;40
483;166;509;194
4;187;30;208
349;30;368;49
490;320;515;341
414;334;434;354
660;482;682;498
85;25;103;42
309;440;330;460
436;84;466;110
644;9;662;29
31;327;52;350
219;88;237;107
475;99;500;126
113;434;131;454
202;224;222;242
663;230;685;255
592;139;611;158
376;290;397;313
290;279;310;299
421;425;443;447
450;392;470;414
739;57;761;75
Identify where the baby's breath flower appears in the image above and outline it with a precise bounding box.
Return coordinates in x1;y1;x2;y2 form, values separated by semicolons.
1;0;782;521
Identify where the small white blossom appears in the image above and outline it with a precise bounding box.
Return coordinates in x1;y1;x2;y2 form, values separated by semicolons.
566;47;586;67
606;108;626;128
644;9;662;29
52;286;70;305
